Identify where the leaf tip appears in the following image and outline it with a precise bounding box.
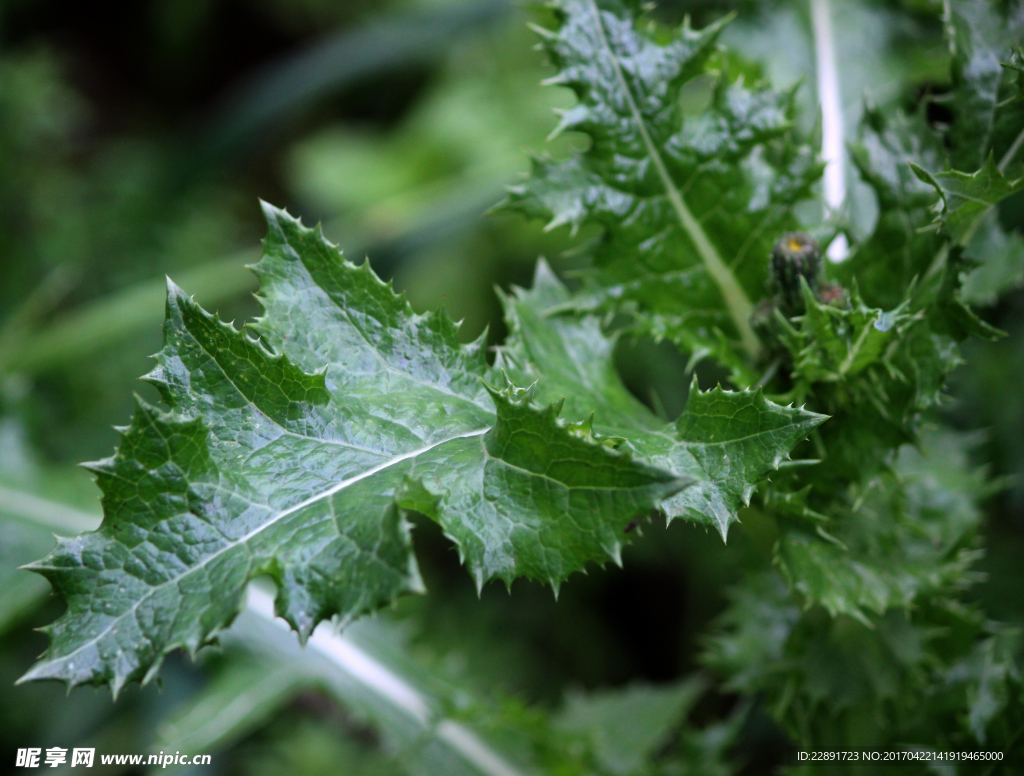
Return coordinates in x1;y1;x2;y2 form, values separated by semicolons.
549;577;562;600
605;540;623;568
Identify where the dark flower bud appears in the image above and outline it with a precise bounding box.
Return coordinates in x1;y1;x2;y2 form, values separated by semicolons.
769;232;821;315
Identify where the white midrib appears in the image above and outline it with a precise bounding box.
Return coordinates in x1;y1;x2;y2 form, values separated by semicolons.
25;427;489;678
584;0;760;358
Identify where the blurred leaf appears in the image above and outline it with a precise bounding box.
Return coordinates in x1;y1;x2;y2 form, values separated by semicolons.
287;17;567;223
155;659;312;758
706;428;1024;752
230;715;405;776
773;430;988;623
230;586;532;776
946;0;1024;172
912;156;1024;244
0;253;257;377
950;627;1024;744
555;678;704;775
842;105;946;309
201;0;512;165
961;211;1024;304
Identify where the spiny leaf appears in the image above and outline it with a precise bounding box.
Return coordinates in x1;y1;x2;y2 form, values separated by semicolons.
841;105;945;309
785;281;915;385
945;0;1024;172
498;261;826;539
501;0;820;371
708;423;1021;747
19;205;689;693
772;427;988;629
911;156;1024;245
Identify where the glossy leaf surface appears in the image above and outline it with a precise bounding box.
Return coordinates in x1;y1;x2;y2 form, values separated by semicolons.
20;205;690;693
501;0;819;373
21;201;825;694
499;262;826;538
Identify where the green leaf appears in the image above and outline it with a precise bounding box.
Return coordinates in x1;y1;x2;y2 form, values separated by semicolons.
945;0;1024;172
499;262;827;538
774;428;988;633
555;678;705;776
845;78;1024;315
766;278;960;457
19;204;690;694
765;251;979;490
706;573;942;738
155;658;311;759
842;105;946;309
784;281;915;385
501;0;820;368
0;419;102;634
705;566;1020;753
952;629;1024;744
774;526;978;626
0;452;529;776
961;211;1024;304
911;156;1024;245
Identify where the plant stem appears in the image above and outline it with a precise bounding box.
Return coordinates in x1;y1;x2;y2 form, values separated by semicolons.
999;125;1024;174
0;484;100;535
585;0;760;358
810;0;849;262
243;586;528;776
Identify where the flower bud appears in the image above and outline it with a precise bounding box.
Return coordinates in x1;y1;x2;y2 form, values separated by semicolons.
769;232;821;315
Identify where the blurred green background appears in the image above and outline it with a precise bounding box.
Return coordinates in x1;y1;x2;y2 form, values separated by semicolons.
1;0;1022;774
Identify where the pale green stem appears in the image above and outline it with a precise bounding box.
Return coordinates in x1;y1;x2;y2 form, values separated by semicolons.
998;125;1024;174
0;484;100;535
810;0;849;262
242;586;529;776
585;0;760;358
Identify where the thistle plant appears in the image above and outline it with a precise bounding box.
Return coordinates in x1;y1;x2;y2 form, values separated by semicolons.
13;0;1024;772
